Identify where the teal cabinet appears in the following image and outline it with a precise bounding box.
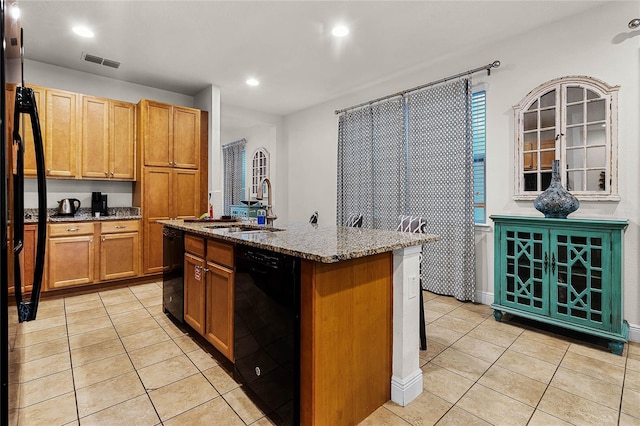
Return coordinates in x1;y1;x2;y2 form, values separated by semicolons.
491;215;628;354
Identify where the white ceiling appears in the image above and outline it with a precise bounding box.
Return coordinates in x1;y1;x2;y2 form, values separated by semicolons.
19;1;610;117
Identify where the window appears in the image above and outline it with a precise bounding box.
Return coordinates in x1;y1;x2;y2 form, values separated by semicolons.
472;91;486;223
514;76;619;200
251;148;269;196
222;139;246;214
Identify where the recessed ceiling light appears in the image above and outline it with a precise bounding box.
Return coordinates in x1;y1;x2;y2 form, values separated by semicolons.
9;3;20;20
246;78;260;87
72;26;94;38
331;25;349;38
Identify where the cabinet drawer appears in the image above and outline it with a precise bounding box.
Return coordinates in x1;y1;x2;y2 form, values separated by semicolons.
101;220;140;234
206;239;234;268
185;234;205;257
48;222;95;237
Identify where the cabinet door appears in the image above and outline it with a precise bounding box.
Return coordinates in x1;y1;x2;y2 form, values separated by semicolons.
143;100;172;167
184;253;206;334
173;106;200;169
143;167;172;274
11;224;39;295
499;226;549;316
47;235;95;289
550;229;611;330
45;89;77;177
21;225;38;293
110;100;136;179
21;85;45;177
81;96;110;179
100;232;139;281
205;261;234;361
173;169;199;219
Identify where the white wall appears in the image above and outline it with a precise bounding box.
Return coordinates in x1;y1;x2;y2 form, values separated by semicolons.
22;60;198;208
283;2;640;336
220;105;286;221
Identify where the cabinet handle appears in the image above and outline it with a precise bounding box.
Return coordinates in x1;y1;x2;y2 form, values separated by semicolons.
544;252;549;273
66;227;80;232
101;237;105;242
203;268;209;273
115;225;127;229
111;171;114;176
551;253;556;274
89;239;93;244
46;169;51;173
104;171;109;176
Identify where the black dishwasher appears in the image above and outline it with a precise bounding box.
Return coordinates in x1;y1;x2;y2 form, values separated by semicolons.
234;245;300;426
162;227;184;322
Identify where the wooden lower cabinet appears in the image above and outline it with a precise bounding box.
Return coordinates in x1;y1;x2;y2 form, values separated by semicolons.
204;261;234;360
184;252;206;335
47;220;140;291
9;224;40;295
183;233;234;361
100;221;140;281
47;223;96;289
141;167;199;275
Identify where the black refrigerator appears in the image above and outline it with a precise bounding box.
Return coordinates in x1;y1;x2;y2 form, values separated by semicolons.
1;0;47;423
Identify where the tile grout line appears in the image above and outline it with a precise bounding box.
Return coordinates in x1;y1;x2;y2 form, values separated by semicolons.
63;295;83;425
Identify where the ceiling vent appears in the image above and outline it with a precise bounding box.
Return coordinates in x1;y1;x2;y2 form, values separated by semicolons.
81;52;121;69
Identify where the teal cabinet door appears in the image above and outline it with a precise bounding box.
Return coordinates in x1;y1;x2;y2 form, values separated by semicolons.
491;215;628;355
550;229;611;331
500;225;549;316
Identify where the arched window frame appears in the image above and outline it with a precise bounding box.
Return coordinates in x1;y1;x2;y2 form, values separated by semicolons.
513;76;619;201
251;147;270;196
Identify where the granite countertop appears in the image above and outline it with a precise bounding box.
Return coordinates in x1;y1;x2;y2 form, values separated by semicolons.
158;219;440;263
25;207;142;224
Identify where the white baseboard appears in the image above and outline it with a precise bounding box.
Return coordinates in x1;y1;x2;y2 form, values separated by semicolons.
628;323;640;343
391;370;423;407
475;290;493;306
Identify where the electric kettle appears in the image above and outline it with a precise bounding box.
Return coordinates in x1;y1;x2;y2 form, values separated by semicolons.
57;198;81;216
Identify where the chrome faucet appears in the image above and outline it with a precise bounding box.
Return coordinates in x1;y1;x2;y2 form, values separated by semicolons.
256;178;277;226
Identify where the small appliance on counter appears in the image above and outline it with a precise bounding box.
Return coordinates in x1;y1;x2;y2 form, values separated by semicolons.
91;191;109;216
55;198;80;216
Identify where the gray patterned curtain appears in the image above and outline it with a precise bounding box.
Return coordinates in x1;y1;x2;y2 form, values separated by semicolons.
222;139;246;215
337;79;476;302
406;80;475;301
337;100;405;230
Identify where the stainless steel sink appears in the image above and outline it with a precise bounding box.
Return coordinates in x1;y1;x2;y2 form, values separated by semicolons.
205;225;282;234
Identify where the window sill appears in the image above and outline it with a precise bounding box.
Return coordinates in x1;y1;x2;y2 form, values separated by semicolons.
474;223;492;232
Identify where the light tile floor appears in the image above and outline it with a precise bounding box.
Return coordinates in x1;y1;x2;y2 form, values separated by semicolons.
7;283;640;425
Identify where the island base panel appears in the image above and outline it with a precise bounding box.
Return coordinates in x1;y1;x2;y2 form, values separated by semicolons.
300;252;392;426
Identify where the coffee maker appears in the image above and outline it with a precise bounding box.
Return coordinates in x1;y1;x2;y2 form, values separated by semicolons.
91;192;108;216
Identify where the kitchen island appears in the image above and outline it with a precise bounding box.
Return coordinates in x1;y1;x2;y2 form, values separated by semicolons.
159;219;438;425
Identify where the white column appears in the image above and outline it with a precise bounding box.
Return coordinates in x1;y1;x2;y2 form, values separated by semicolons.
391;245;423;406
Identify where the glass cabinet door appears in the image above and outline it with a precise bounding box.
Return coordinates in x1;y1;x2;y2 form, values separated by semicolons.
550;230;611;330
501;226;549;315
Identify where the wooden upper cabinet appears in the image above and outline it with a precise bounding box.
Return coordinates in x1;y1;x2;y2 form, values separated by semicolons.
45;88;78;178
81;96;109;179
142;100;172;167
173;106;200;169
140;99;199;169
82;96;135;180
110;101;135;180
21;84;45;177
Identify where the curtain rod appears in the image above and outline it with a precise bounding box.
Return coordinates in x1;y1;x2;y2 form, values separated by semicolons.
334;60;501;115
